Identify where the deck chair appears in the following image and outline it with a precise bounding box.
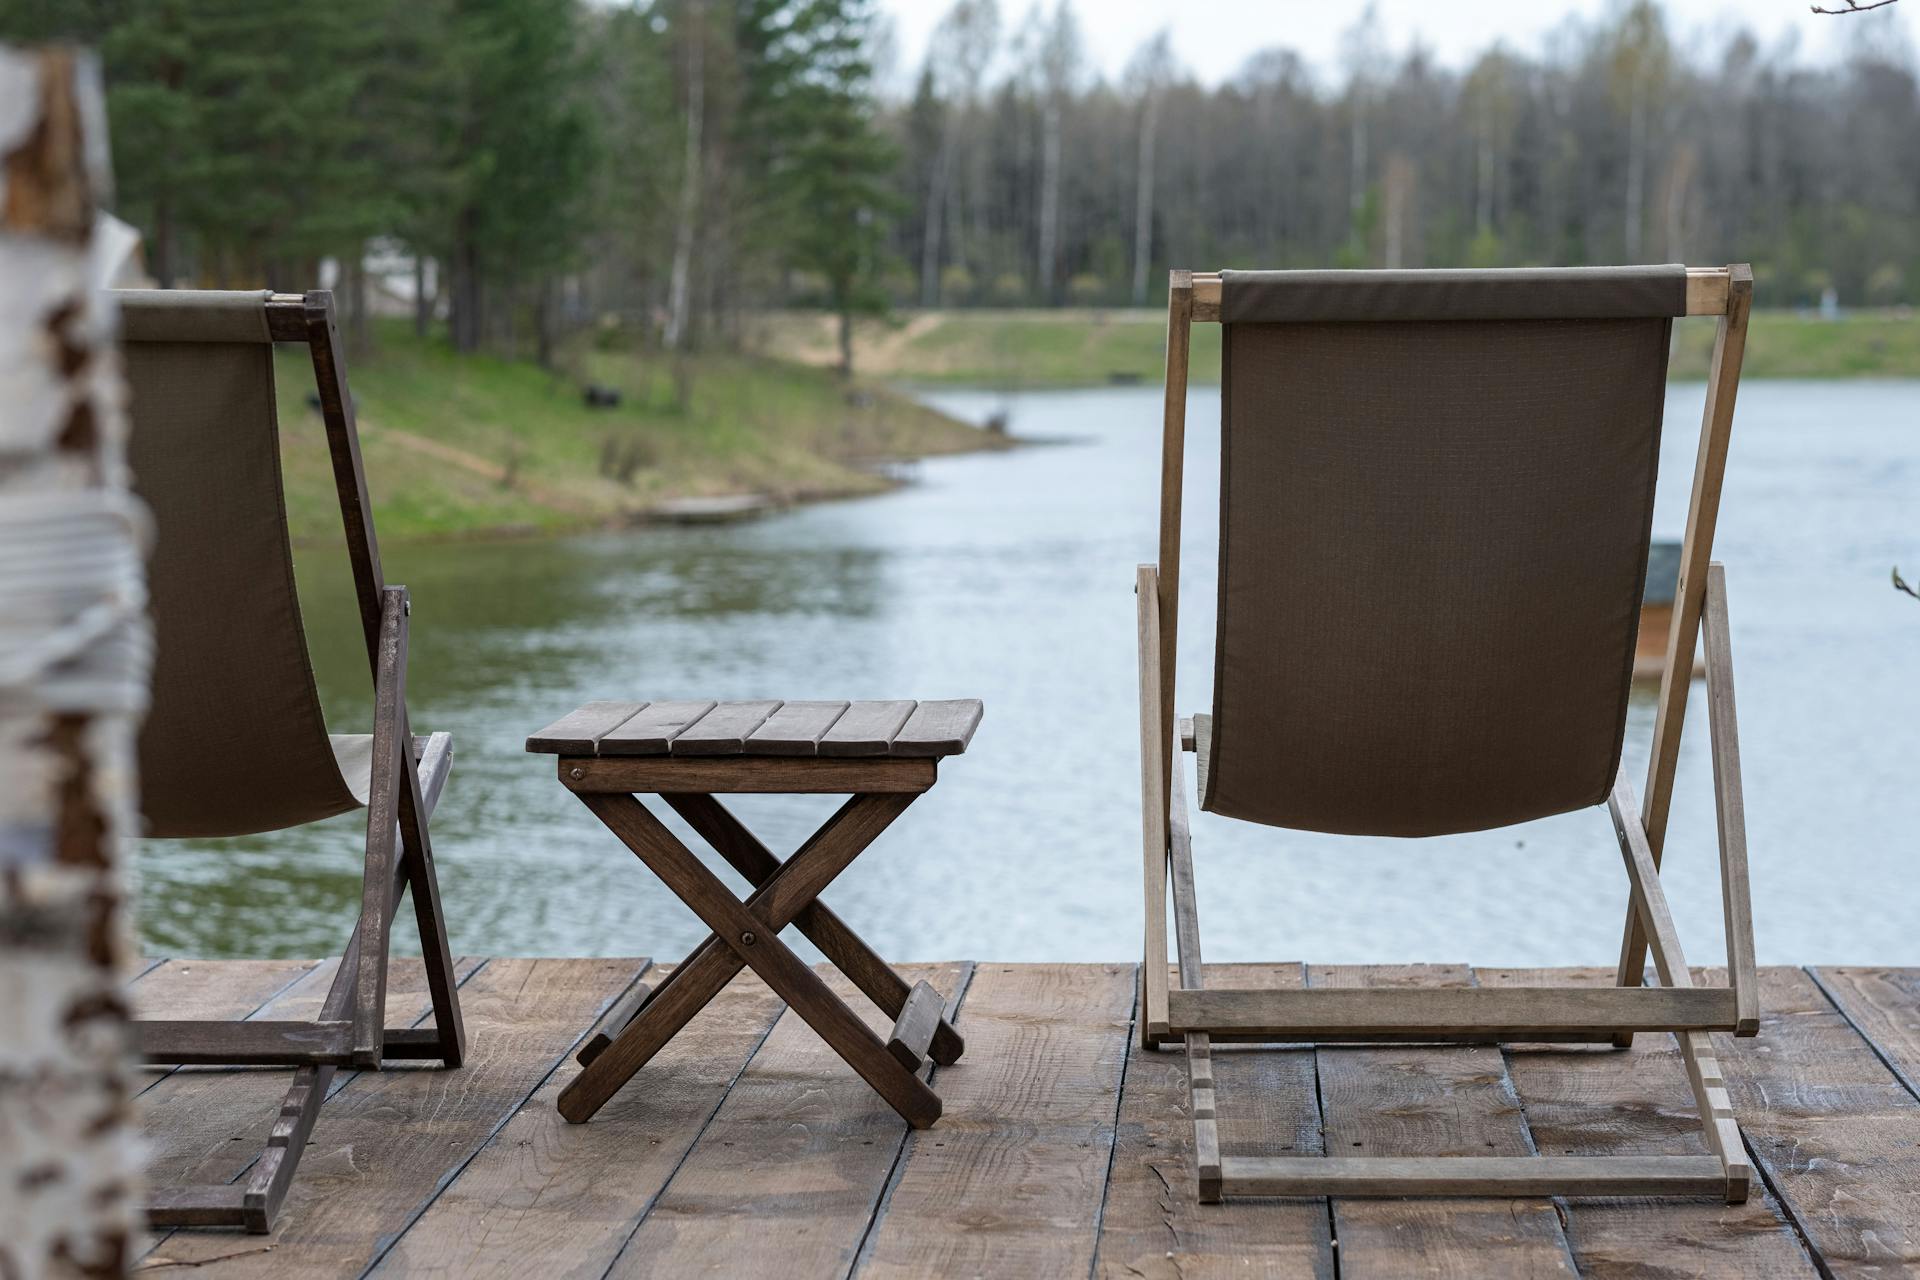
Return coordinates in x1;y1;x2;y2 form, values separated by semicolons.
119;289;466;1233
1139;264;1758;1203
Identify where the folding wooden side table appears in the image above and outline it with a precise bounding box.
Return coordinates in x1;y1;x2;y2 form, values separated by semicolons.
526;698;983;1128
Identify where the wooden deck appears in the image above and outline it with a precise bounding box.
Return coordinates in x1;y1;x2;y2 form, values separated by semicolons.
130;959;1920;1277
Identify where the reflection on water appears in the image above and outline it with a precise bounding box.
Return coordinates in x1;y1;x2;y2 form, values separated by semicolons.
136;381;1920;966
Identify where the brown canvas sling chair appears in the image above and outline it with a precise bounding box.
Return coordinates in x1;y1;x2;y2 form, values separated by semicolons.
1139;264;1758;1203
119;289;466;1233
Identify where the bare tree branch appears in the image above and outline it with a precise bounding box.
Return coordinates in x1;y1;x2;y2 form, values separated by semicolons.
1895;567;1920;601
1811;0;1899;15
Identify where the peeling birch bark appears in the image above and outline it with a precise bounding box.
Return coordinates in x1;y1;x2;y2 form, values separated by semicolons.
0;46;147;1280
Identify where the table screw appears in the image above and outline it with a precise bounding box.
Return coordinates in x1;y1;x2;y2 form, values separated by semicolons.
741;930;758;947
568;766;584;780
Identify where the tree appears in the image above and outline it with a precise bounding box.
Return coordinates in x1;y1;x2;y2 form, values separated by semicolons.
1125;29;1175;304
1020;0;1082;302
442;0;597;354
739;0;900;375
0;46;145;1279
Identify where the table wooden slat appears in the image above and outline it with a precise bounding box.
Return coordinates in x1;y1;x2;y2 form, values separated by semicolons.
889;699;983;757
744;700;850;755
670;700;784;755
817;700;917;757
525;700;647;754
597;700;718;755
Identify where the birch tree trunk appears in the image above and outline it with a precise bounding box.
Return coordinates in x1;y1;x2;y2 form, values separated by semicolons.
1130;93;1157;305
665;1;705;354
0;46;147;1280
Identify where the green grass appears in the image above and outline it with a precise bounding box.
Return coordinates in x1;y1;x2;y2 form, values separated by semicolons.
752;307;1920;388
274;321;1004;543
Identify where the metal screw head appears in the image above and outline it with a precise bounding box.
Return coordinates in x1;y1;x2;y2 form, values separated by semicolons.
740;930;758;946
568;765;584;780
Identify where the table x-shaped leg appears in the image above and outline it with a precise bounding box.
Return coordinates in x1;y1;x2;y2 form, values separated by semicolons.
575;792;966;1071
556;790;944;1128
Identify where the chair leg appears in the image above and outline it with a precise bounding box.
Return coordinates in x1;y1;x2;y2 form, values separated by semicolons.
1167;755;1221;1200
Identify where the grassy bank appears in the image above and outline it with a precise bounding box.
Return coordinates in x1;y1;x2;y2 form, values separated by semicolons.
274;322;1008;543
751;306;1920;387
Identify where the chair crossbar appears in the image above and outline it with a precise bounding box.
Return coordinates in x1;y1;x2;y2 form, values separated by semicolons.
1166;984;1737;1039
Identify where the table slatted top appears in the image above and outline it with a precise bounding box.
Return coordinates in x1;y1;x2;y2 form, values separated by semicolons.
527;698;983;759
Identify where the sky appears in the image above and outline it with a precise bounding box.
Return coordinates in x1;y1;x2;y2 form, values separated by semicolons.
875;0;1914;93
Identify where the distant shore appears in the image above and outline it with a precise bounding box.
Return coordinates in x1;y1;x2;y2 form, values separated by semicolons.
279;322;1014;546
751;306;1920;388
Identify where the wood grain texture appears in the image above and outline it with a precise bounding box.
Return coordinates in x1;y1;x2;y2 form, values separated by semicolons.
1812;967;1920;1102
744;700;849;754
888;700;983;757
369;966;786;1280
1094;963;1333;1280
1310;964;1577;1280
1480;966;1814;1277
606;964;972;1278
136;957;476;1194
1733;967;1920;1270
854;963;1135;1278
524;700;646;754
145;958;644;1276
562;755;935;795
817;700;916;756
596;699;717;754
670;700;783;754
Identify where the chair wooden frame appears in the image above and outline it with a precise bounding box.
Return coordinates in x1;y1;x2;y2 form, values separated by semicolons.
1140;265;1758;1203
136;292;467;1233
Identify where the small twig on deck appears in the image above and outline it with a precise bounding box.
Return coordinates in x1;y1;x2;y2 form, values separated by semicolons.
136;1245;276;1270
1811;0;1899;13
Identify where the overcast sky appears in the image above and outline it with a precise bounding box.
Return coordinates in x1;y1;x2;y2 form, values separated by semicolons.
876;0;1914;93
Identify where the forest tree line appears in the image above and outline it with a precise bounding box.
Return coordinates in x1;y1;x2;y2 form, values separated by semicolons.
2;0;1915;371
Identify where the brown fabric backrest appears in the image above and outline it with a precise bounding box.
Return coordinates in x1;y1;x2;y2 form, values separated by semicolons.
1203;265;1685;837
118;289;360;837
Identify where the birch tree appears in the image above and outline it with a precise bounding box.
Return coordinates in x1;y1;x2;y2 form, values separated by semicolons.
1125;30;1175;305
0;45;146;1280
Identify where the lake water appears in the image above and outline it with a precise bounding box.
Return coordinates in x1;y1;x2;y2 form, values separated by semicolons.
134;380;1920;967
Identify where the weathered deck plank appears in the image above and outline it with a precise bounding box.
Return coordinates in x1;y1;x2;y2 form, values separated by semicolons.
1481;966;1815;1277
1310;964;1577;1279
136;956;478;1197
368;967;785;1279
125;961;1920;1279
1811;966;1920;1103
146;958;644;1277
1726;966;1920;1271
852;963;1135;1278
1093;963;1333;1280
606;963;973;1277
